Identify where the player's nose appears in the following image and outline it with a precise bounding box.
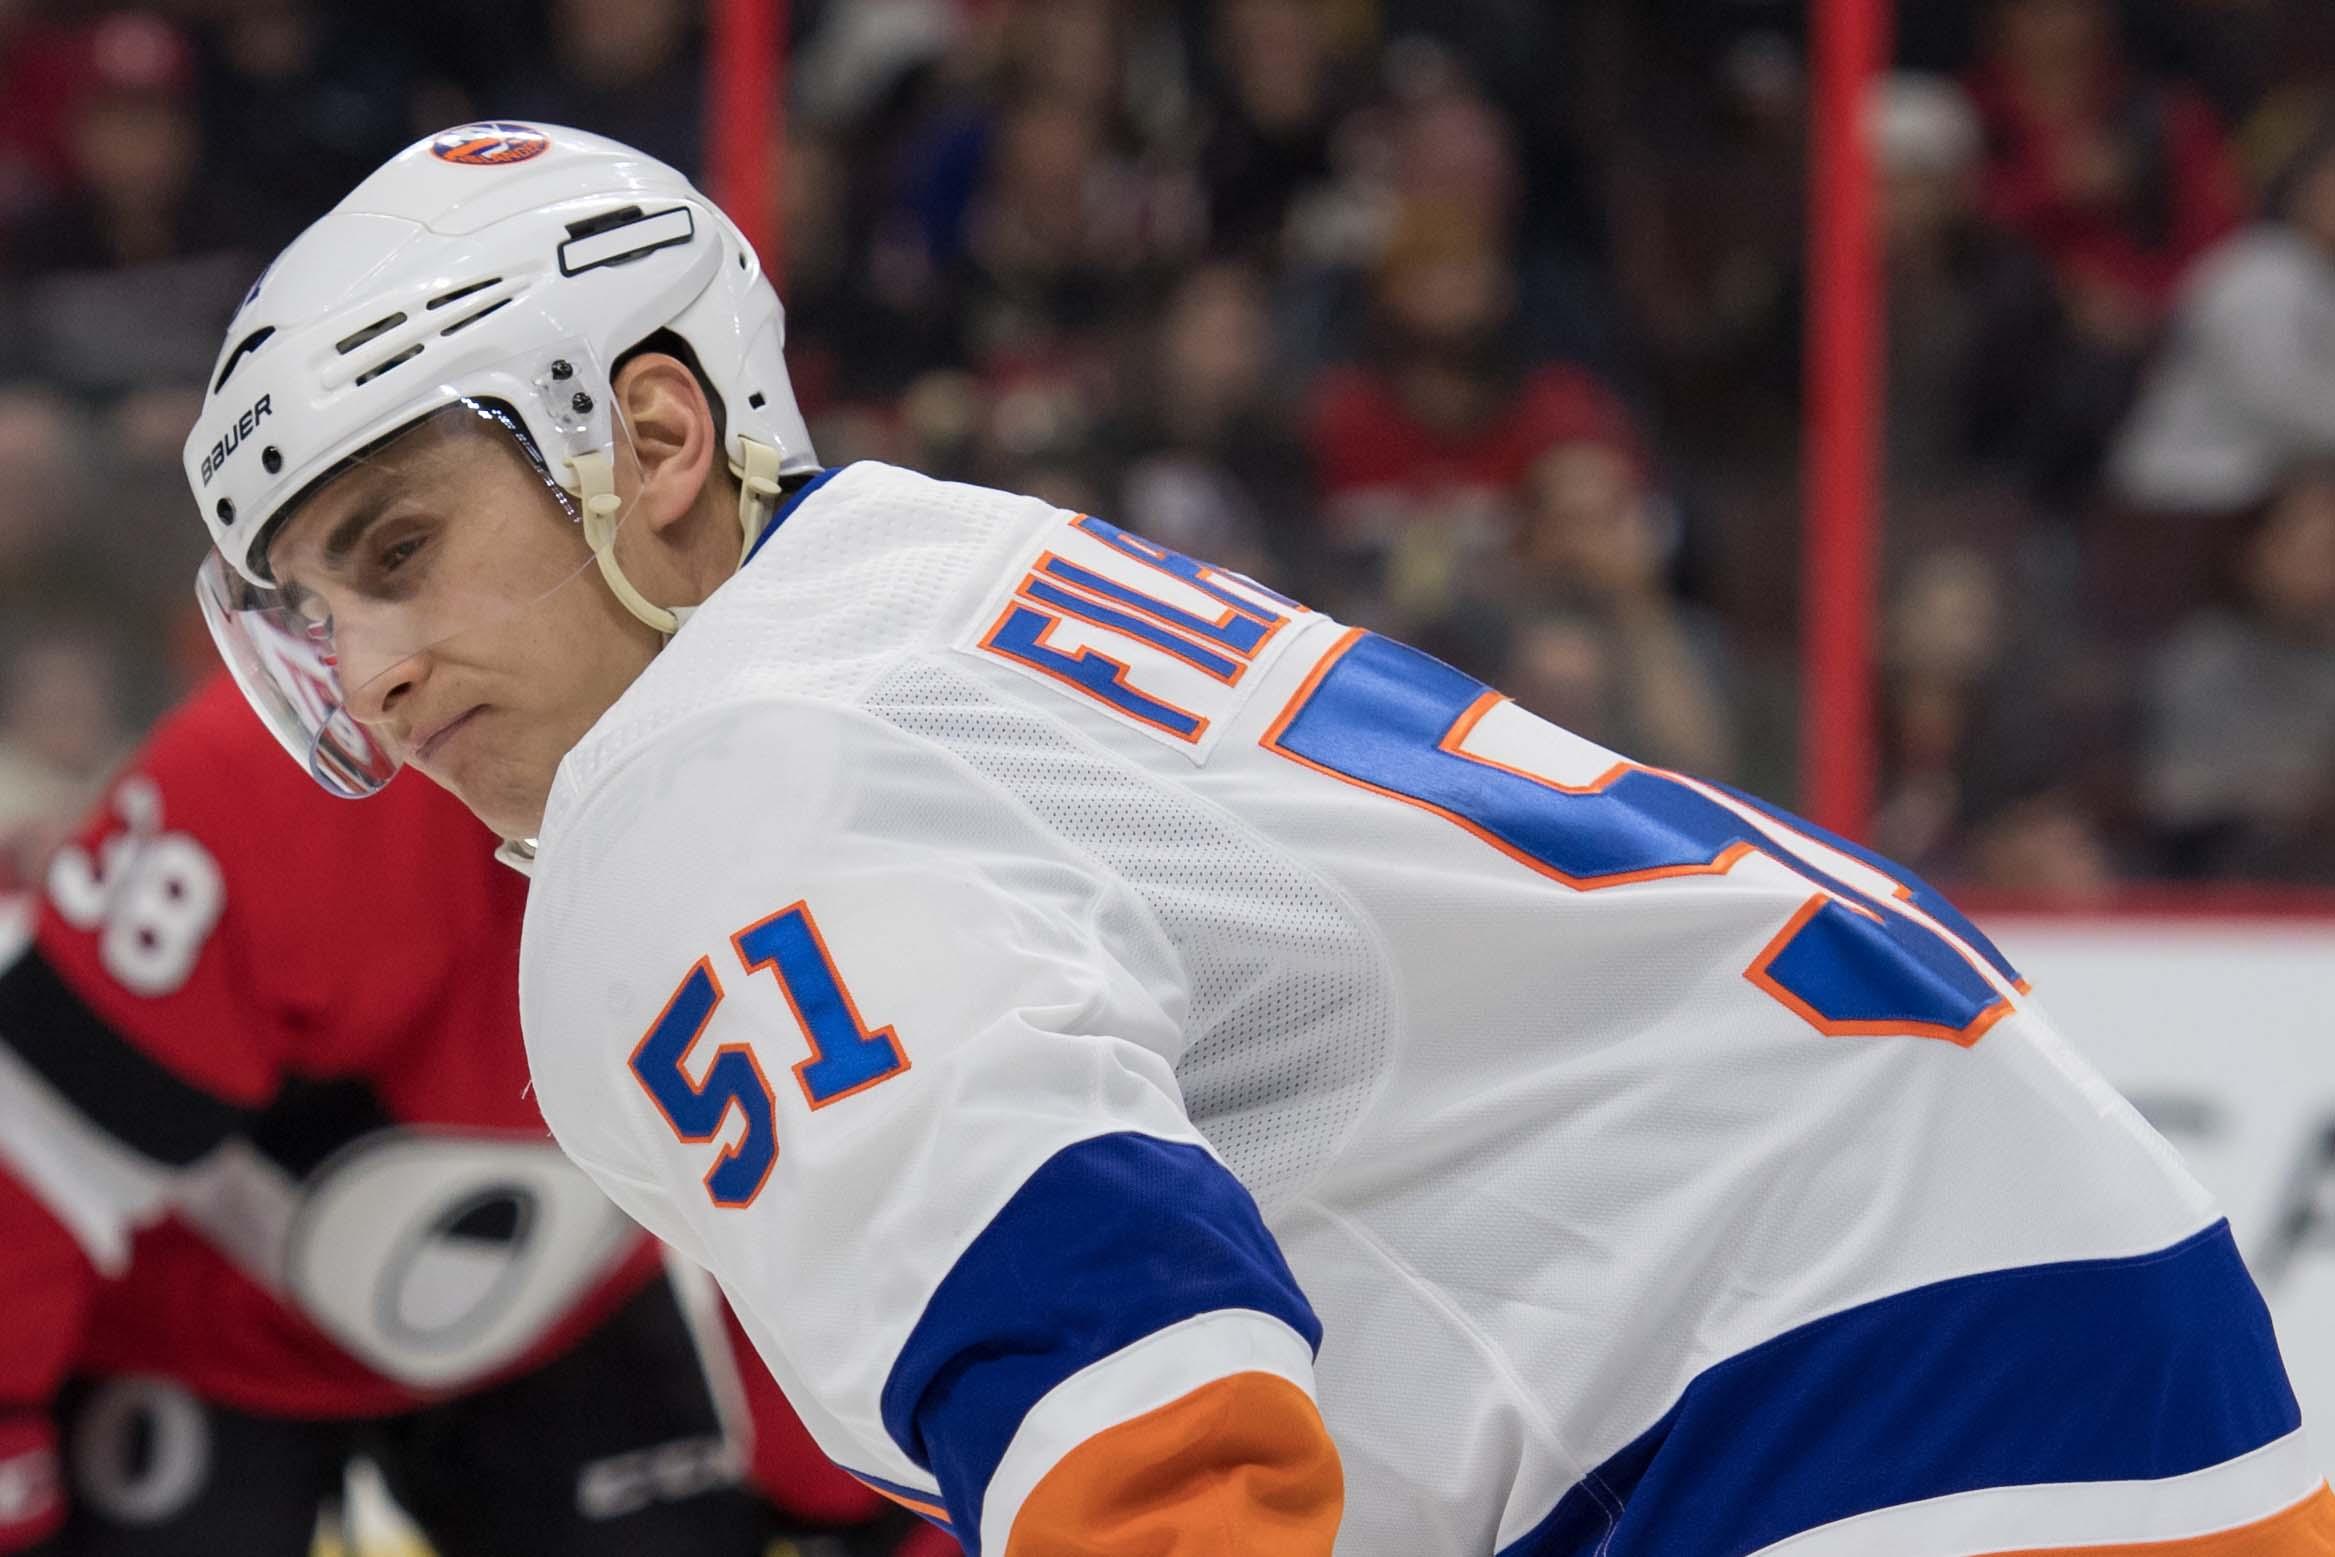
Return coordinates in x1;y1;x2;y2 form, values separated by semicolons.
337;639;430;734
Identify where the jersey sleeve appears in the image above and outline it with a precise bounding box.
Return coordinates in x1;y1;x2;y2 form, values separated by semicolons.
0;1165;90;1551
0;689;303;1273
0;685;319;1552
522;699;1342;1557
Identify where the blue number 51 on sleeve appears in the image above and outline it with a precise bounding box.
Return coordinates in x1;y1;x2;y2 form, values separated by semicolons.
628;901;910;1208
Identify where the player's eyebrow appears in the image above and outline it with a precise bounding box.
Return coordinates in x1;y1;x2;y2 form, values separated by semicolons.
318;494;397;569
269;492;390;589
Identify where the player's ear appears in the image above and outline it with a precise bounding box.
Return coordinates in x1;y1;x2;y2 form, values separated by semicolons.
613;352;717;537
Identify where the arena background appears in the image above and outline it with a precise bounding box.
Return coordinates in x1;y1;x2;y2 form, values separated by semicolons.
1;0;2332;1549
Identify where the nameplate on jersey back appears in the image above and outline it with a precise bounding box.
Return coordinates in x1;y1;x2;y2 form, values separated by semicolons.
965;513;1306;760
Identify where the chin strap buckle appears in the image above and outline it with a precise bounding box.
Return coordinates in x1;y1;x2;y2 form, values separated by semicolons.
731;437;784;564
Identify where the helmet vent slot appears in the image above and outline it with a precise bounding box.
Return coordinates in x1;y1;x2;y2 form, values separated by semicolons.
426;276;503;310
336;313;409;355
438;298;513;337
353;344;424;386
563;205;644;240
213;325;276;393
557;205;695;278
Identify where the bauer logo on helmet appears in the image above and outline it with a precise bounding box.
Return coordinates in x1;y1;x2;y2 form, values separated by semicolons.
429;123;550;167
198;394;272;486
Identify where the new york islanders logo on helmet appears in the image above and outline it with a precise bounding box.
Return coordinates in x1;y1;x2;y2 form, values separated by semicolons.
429;123;549;167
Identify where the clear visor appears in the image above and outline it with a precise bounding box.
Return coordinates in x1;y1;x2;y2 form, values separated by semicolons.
196;365;642;798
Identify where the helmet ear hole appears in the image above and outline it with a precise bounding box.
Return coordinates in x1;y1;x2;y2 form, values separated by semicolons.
261;446;283;474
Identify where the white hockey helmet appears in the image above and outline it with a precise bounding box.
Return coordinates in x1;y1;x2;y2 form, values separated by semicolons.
181;121;816;796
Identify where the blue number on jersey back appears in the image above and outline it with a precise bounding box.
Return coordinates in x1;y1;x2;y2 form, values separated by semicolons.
1266;629;2022;1044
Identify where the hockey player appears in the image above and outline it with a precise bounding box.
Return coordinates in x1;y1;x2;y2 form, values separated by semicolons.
0;672;931;1555
178;122;2329;1555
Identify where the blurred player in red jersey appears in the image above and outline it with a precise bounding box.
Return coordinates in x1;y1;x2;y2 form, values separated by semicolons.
0;672;939;1555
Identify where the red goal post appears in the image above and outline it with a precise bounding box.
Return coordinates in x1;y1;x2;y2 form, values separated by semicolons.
1803;0;1890;842
705;0;784;280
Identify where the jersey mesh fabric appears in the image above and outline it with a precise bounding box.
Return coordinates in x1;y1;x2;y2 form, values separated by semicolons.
550;465;1035;812
865;659;1390;1211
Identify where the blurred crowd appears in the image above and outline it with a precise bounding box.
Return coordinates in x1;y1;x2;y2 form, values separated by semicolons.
2;0;2333;901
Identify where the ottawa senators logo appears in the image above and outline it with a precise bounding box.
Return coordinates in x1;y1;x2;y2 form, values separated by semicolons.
429;123;550;167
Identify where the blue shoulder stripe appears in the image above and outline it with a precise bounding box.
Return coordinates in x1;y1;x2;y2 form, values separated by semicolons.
880;1130;1320;1549
1501;1220;2296;1557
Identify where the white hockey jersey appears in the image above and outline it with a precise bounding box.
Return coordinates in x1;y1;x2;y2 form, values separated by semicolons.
518;461;2328;1557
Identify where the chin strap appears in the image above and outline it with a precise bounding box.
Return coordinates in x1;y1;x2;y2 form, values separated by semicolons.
501;437;793;871
567;436;788;640
732;438;785;560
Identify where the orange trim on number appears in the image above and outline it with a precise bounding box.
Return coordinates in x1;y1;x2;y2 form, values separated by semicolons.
1025;553;1250;686
1744;893;2013;1047
1263;630;1762;893
1039;548;1288;653
730;901;912;1113
1667;766;2025;1010
624;957;781;1208
1068;514;1304;641
1262;627;2022;1047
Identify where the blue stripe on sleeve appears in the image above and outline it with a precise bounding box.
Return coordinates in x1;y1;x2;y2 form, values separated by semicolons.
1500;1220;2297;1557
879;1130;1321;1549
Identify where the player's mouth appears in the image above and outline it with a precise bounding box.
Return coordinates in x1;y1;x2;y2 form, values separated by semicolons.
413;706;484;765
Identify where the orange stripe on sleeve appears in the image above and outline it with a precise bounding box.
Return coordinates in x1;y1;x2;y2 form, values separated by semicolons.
1989;1483;2335;1556
1003;1370;1342;1556
848;1475;953;1526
